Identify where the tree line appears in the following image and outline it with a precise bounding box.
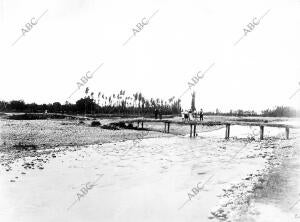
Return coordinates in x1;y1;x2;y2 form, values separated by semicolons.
261;106;299;117
205;106;299;117
0;88;182;116
0;88;298;117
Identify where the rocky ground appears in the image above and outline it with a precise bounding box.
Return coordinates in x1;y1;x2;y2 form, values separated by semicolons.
0;115;298;222
0;116;222;171
209;136;299;221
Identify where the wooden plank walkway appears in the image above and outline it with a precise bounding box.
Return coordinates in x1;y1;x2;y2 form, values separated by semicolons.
113;118;300;140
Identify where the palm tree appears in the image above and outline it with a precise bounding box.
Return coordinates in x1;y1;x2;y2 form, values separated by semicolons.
133;93;138;109
97;92;101;113
84;87;89;115
156;98;160;107
138;93;142;110
85;87;89;98
90;92;94;114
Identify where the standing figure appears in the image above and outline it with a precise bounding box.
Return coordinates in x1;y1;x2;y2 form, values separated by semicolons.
200;109;204;121
154;109;158;119
188;109;193;121
193;110;197;119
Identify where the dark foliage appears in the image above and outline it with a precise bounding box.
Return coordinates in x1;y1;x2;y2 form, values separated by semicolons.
0;89;182;117
91;121;101;127
261;106;299;117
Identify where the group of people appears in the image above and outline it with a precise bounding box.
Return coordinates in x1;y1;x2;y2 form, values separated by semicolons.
154;108;204;121
182;109;204;121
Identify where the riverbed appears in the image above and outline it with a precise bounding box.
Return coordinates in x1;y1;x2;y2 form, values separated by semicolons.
0;119;299;221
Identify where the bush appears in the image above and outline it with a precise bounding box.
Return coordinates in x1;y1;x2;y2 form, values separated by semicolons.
118;122;126;127
101;125;119;130
91;121;101;127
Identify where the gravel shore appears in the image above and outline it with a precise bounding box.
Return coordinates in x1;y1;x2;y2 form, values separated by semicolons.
0;116;298;222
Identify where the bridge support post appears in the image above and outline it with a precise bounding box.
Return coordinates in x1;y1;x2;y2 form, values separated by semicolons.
141;122;144;129
193;124;196;137
167;122;170;133
286;127;290;139
164;122;167;133
225;124;230;139
260;126;264;140
137;121;139;128
190;124;193;137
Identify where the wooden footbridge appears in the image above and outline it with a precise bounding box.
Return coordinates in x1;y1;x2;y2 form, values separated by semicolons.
113;118;299;140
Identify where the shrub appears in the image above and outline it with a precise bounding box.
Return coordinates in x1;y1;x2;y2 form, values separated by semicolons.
91;121;101;127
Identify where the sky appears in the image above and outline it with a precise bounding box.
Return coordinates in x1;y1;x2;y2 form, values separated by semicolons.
0;0;299;113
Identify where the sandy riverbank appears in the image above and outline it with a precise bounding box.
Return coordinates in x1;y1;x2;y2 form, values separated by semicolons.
0;117;224;163
0;117;299;221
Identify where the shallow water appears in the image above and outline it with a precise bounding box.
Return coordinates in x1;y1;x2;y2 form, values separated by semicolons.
0;125;297;222
241;132;300;222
